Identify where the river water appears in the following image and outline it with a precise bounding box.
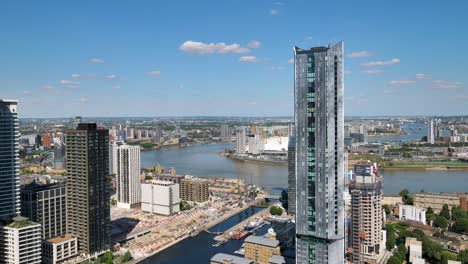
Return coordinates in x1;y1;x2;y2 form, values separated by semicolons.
141;142;468;194
139;141;468;263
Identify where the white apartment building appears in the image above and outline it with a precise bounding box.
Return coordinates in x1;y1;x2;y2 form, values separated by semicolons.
427;119;435;144
114;144;141;209
0;216;42;264
141;180;180;215
399;205;426;224
42;234;78;264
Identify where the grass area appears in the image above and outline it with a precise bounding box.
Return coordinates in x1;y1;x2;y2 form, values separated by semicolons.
7;219;36;228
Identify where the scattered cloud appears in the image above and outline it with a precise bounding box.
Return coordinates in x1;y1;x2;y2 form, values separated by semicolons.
270;9;279;15
239;56;259;63
271;66;285;71
43;85;55;91
22;90;30;95
89;58;104;64
383;90;395;95
79;97;88;103
104;75;126;81
451;95;468;100
432;80;463;89
112;85;121;89
361;58;400;67
248;101;257;105
247;40;261;49
388;79;416;85
179;41;250;55
347;51;372;59
148;71;161;77
63;85;78;89
71;74;96;79
288;58;294;64
362;69;384;75
416;73;432;80
273;1;284;5
304;36;313;40
344;70;352;75
60;80;79;85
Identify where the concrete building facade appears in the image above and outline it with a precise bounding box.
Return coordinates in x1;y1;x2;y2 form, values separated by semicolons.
180;177;209;203
413;193;467;213
0;216;42;264
115;144;141;209
349;162;384;263
141;180;180;215
399;205;426;224
427;119;435;144
244;236;281;264
287;135;296;215
294;43;345;263
66;123;110;254
42;235;78;264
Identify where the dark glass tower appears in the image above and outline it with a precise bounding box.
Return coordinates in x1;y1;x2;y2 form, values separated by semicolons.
294;43;345;264
0;100;20;220
66;123;110;254
288;135;296;215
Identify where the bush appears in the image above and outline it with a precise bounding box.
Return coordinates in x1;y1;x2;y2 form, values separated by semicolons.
270;206;283;216
434;216;449;229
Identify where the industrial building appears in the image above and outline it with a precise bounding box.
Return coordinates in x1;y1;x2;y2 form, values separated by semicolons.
141;180;180;215
294;43;345;263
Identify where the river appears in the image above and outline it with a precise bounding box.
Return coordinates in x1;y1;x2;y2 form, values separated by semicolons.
141;142;468;194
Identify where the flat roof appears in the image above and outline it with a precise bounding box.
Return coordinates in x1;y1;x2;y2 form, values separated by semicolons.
245;236;279;248
211;253;253;264
269;255;286;264
47;234;76;243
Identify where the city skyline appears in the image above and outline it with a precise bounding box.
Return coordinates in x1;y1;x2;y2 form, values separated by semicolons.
1;1;467;118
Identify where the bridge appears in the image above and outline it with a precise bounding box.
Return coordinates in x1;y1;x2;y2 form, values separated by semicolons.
264;195;280;200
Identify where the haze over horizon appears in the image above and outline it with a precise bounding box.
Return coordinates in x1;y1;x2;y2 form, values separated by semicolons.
2;0;467;118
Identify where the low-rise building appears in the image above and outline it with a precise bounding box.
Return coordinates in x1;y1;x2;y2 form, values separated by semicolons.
382;194;403;206
413;193;467;213
399;205;426;224
210;253;253;264
154;174;185;185
405;237;424;264
42;235;78;264
180;176;209;204
244;236;281;264
269;255;286;264
0;216;42;264
141;180;180;215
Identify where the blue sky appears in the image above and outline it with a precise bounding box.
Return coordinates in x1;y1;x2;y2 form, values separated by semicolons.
1;0;467;118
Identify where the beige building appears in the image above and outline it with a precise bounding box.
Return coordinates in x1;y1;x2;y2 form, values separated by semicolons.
413;193;466;213
382;194;403;206
180;177;209;203
42;235;78;264
244;236;281;264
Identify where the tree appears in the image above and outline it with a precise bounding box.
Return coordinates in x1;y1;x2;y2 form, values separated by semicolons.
386;227;396;250
426;207;434;215
399;189;409;199
440;204;451;220
453;218;468;234
280;189;288;211
270;206;283;216
382;204;391;215
458;249;468;264
122;251;132;262
101;251;113;264
387;256;402;264
434;216;449;229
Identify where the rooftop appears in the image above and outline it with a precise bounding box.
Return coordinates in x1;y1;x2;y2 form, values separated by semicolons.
269;255;286;264
210;253;253;264
6;216;39;229
245;236;280;248
47;234;76;244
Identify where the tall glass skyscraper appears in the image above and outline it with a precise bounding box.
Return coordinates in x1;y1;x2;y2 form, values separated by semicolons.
0;100;20;220
294;43;345;264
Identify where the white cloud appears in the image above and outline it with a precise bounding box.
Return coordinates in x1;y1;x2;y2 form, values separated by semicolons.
288;58;294;64
383;90;395;95
79;97;88;103
416;73;432;80
432;80;463;89
104;75;126;81
304;36;313;40
270;9;279;15
273;1;284;5
347;51;372;59
239;56;259;63
179;41;250;55
361;58;400;67
43;85;54;91
23;90;30;95
271;66;285;70
71;73;96;79
89;58;104;64
388;79;416;85
247;40;261;49
112;85;121;89
248;101;257;105
148;71;161;77
362;69;384;75
60;80;79;85
63;85;78;89
344;70;352;75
